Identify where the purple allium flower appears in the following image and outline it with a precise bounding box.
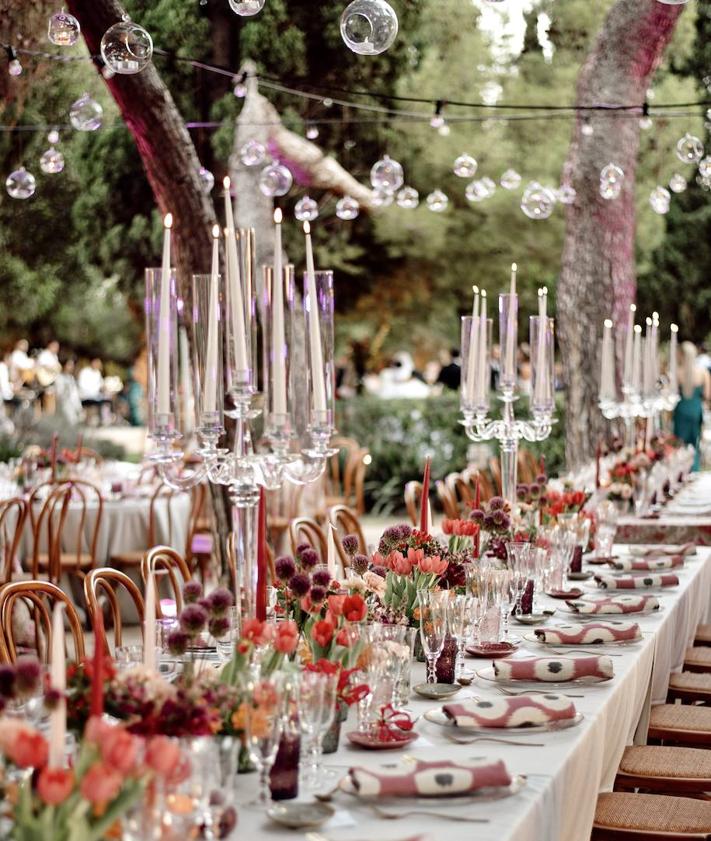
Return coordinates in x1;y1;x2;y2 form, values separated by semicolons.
483;514;496;530
381;526;401;542
208;587;233;616
396;524;412;540
309;585;326;604
529;483;541;498
535;473;547;485
197;597;212;614
489;496;505;511
183;579;203;604
179;603;208;634
312;569;331;588
14;656;40;695
208;616;230;639
352;553;369;575
167;629;190;656
492;510;505;527
296;542;311;557
288;573;311;597
516;484;529;501
0;665;16;699
370;564;387;578
470;508;485;523
299;548;319;570
500;514;511;530
275;555;297;581
341;534;359;556
44;687;63;710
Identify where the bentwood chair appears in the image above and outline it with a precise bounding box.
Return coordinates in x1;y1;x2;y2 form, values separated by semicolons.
488;457;503;496
324;437;370;517
140;546;191;619
111;485;177;569
404;481;423;526
646;703;711;749
667;672;711;705
289;517;328;563
0;497;28;583
436;480;459;520
461;465;495;504
591;791;711;839
84;568;145;650
613;745;711;796
0;579;85;663
328;505;367;570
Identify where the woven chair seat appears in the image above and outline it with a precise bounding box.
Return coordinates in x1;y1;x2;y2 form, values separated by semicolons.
594;792;711;834
695;624;711;645
649;704;711;741
684;647;711;671
620;745;711;780
669;672;711;693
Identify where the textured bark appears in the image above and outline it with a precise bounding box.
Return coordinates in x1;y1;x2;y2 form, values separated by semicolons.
558;0;683;468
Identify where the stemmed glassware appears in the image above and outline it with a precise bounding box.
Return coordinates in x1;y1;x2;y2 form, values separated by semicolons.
447;594;475;676
417;589;448;684
243;674;285;806
296;670;337;789
507;542;532;616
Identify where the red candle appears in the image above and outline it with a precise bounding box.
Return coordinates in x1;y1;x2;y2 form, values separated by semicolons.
256;487;267;621
419;456;431;533
595;442;602;490
50;432;58;480
90;610;105;718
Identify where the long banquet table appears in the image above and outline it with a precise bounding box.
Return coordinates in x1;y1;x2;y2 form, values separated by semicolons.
239;545;711;841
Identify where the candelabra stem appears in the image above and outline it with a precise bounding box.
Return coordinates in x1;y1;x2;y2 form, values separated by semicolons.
229;498;259;618
500;436;518;513
624;416;636;450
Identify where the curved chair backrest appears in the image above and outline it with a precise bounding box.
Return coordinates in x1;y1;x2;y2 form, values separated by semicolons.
328;505;367;569
436;479;459;520
289;517;327;562
462;466;495;504
84;567;145;650
0;497;28;584
488;457;503;496
148;485;175;549
404;481;423;526
0;580;85;663
141;546;191;619
327;437;361;499
445;472;473;509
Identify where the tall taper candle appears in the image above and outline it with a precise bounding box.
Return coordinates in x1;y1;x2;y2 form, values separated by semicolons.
144;570;156;671
256;487;267;621
204;225;221;414
599;319;615;401
465;286;480;404
327;522;338;578
420;456;431;533
271;209;287;415
669;323;679;395
90;609;106;719
48;603;66;767
157;213;173;416
623;304;636;389
476;290;488;404
533;288;548;404
503;263;517;382
632;324;642;394
304;222;328;414
224;178;249;374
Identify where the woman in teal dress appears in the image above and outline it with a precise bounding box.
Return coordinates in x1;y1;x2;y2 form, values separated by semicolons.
673;342;711;471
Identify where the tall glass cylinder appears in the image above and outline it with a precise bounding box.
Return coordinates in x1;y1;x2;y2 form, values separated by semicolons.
192;273;224;435
262;264;294;440
231;497;259;618
530;315;555;414
145;268;179;439
225;230;256;401
472;318;493;414
303;270;335;433
498;293;518;390
238;228;259;389
460;316;479;412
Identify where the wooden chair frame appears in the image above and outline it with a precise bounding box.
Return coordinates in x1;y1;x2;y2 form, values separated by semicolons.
0;497;28;584
141;546;191;619
436;480;459;520
84;567;145;650
328;505;366;569
289;517;327;562
404;481;423;526
111;484;176;568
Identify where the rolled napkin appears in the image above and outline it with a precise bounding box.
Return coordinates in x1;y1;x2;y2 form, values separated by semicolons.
595;573;678;590
442;694;576;728
493;655;613;682
534;621;641;645
610;556;684;572
348;758;511;798
629;543;695;557
569;546;583;574
566;593;660;615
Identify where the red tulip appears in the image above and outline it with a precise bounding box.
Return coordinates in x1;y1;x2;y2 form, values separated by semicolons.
100;727;139;775
37;767;74;805
311;620;335;649
274;621;299;654
80;761;122;804
145;736;182;777
6;726;48;769
342;594;367;622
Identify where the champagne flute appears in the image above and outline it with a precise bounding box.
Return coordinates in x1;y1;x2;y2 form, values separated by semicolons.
417;589;448;684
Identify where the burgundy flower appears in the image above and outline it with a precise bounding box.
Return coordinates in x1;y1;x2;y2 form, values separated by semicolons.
14;656;41;695
483;514;496;530
535;473;547;484
341;534;359;556
370;564;387;578
167;629;189;656
296;542;311;556
179;603;208;634
288;573;311;597
469;508;485;523
489;496;505;511
275;556;297;581
44;687;63;710
183;580;203;604
299;549;319;570
516;484;529;501
309;585;327;604
0;665;16;699
312;569;331;588
352;553;369;575
208;616;230;640
529;483;541;498
208;587;233;616
492;510;505;527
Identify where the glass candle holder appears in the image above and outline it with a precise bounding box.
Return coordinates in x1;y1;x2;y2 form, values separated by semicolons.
145;267;179;440
473;318;493;414
530;315;555;414
262;264;295;439
225;229;256;402
192;273;224;435
238;227;258;387
498;292;518;389
303;270;335;434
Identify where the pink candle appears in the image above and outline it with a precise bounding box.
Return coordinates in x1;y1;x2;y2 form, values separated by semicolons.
420;457;431;533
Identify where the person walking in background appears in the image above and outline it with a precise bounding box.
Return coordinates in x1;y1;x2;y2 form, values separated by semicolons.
436;348;462;390
673;341;711;471
78;357;111;425
9;339;33;388
54;357;83;428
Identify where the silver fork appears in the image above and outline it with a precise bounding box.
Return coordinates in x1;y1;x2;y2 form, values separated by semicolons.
446;733;545;747
367;803;489;823
544;647;622;657
495;686;584;699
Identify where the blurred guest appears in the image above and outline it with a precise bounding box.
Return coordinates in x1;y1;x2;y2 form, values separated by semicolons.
436;348;462;391
518;348;532;397
9;340;33;387
54;357;83;427
369;352;430;399
36;340;61;384
0;355;13;403
673;341;711;471
490;344;502;392
78;358;111;425
696;343;711;373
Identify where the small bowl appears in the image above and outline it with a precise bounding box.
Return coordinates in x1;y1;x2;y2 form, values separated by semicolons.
512;613;551;626
347;730;419;750
546;588;584;600
267;801;335;829
568;571;593;581
466;641;518;659
413;682;462;700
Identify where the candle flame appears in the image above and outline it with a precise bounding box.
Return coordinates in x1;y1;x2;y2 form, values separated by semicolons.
646;317;652;326
511;262;517;272
164;213;173;229
304;221;311;235
212;224;220;239
274;208;282;224
604;318;613;328
223;175;231;190
671;323;679;332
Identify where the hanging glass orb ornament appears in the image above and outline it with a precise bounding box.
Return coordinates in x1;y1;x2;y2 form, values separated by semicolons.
676;133;704;164
294;195;319;222
557;184;577;205
520;182;556;220
639;117;653;131
6;167;36;199
239;140;267;167
453;154;477;179
370;154;403;193
47;129;60;145
599;163;624;200
426;190;448;213
259;162;293;197
340;0;398;56
668;173;687;194
699;157;711;178
336;195;360;220
69;93;103;131
47;10;81;46
8;55;22;77
198;166;215;194
649;186;671;214
465;179;491;203
306;125;319;140
600;163;624;185
500;169;521;190
396;186;419;209
228;0;265;15
371;189;394;208
100;17;153;75
39;147;64;174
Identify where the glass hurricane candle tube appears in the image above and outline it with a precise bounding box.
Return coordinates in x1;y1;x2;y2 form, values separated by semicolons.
262;264;295;442
303;270;336;435
224;228;257;404
498;292;518;389
145;268;180;443
460;316;493;415
192;273;225;437
529;315;555;415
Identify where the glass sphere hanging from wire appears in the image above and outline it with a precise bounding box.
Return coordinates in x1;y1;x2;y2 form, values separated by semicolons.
228;0;266;15
6;167;36;199
453;154;477;179
371;189;394;208
396;186;419;209
198;167;215;194
100;17;153;75
240;140;267;167
676;133;704;165
668;173;687;194
47;10;81;46
500;169;521;190
370;155;404;193
699;157;711;178
557;184;577;205
40;147;64;174
340;0;398;56
520;182;556;220
649;186;671;214
294;195;319;222
69;93;103;131
426;190;448;212
259;162;293;197
336;195;360;220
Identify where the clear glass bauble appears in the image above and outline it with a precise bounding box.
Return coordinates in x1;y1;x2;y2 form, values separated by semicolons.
668;173;687;194
396;186;419;209
599;179;622;201
6;167;36;199
639;117;653;131
649;186;671;215
698;157;711;178
425;189;448;212
258;162;293;197
370;154;404;193
676;133;704;165
371;189;394;208
340;0;398;56
69;93;103;132
557;184;577;205
581;121;594;137
600;163;624;184
453;154;477;179
520;182;556;220
228;0;265;15
100;18;153;75
48;10;81;46
306;125;319;140
198;167;215;194
39;147;64;174
239;140;267;167
480;176;496;197
47;129;60;145
465;179;491;203
294;195;319;222
500;169;521;190
336;195;360;220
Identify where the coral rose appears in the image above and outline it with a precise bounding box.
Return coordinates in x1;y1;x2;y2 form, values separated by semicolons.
342;594;367;622
80;761;122;805
37;767;74;805
100;726;139;774
311;620;335;649
145;735;182;777
6;725;48;768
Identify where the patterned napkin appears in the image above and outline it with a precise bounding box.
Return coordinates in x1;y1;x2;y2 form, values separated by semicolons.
565;593;660;614
629;543;695;557
595;573;678;590
610;556;684;572
442;694;576;728
492;655;613;682
534;621;641;644
348;758;511;798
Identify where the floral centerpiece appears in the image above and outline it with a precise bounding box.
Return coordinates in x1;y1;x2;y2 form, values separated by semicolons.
468;496;515;560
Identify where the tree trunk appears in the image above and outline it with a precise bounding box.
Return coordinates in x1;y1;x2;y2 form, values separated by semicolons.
558;0;683;468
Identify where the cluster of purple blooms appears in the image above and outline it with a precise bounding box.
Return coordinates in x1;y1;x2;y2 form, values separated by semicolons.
0;655;41;712
167;580;234;656
516;474;548;505
469;496;512;534
274;543;334;605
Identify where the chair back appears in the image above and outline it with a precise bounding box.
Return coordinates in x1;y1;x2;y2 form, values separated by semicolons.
289;517;327;562
0;580;85;663
488;457;503;496
436;480;459;520
84;568;145;650
328;505;366;569
326;437;360;500
0;497;27;584
185;482;208;566
404;481;423;526
148;485;175;549
462;466;495;504
343;447;370;515
141;546;191;619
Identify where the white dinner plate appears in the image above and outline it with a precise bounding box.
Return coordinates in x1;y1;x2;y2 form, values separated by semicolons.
423;706;584;734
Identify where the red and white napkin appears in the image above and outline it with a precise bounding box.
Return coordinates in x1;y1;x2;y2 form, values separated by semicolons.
534;621;641;645
492;655;613;682
595;573;678;590
610;556;684;572
348;758;511;798
442;694;576;728
566;593;660;614
629;543;695;557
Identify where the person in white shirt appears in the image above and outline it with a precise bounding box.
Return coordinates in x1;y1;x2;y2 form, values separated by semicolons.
9;340;34;386
78;358;105;401
54;357;84;427
0;356;14;402
36;341;61;383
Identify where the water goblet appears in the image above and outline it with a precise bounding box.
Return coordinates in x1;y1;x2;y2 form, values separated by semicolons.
417;589;448;683
243;674;285;806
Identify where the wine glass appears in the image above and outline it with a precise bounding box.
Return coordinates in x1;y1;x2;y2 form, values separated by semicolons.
296;671;337;789
417;589;448;684
215;606;241;660
243;674;284;806
447;594;473;677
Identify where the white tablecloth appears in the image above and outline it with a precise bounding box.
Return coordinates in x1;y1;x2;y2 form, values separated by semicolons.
237;547;711;841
